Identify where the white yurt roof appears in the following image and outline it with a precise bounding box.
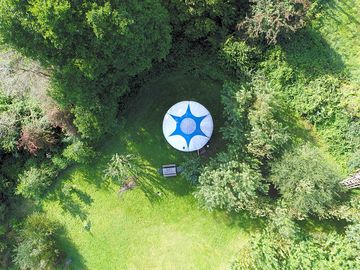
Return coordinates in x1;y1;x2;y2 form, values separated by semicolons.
162;101;214;152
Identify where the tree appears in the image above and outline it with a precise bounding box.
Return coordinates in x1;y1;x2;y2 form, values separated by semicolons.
18;121;56;155
196;153;269;215
247;90;290;160
221;75;290;161
239;0;311;44
270;144;343;219
16;166;55;200
163;0;240;42
230;224;360;270
13;213;62;270
104;154;140;185
220;37;259;76
62;140;95;165
0;0;172;140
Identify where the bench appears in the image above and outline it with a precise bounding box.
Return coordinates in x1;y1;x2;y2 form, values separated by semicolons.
158;164;183;177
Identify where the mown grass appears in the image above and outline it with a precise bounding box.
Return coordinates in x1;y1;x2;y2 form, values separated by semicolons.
42;72;261;270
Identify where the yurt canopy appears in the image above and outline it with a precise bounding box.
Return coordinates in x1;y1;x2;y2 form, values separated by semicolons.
162;101;213;152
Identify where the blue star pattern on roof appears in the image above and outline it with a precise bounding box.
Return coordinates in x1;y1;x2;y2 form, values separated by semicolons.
169;104;208;149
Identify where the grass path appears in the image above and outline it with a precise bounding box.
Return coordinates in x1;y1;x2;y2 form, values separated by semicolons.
43;72;259;270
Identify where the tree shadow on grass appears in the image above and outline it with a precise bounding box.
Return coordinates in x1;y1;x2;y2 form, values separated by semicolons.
320;0;360;26
281;27;346;80
211;210;266;233
56;226;86;270
46;182;94;222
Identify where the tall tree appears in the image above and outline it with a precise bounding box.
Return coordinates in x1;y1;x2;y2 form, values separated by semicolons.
0;0;172;139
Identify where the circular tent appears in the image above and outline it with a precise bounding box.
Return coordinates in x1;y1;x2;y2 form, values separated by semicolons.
162;101;214;152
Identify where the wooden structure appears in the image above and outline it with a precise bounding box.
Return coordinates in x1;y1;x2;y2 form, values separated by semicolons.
341;170;360;189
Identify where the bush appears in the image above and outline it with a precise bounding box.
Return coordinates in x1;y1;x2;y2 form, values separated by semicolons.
62;140;95;165
221;75;291;160
104;154;140;185
181;157;203;185
221;80;253;149
292;75;342;125
220;38;259;75
0;110;18;153
348;149;360;173
13;213;62;270
16;165;55;200
230;226;360;270
239;0;311;44
196;153;269;214
18;120;56;155
271;144;343;219
164;0;240;42
247;89;290;160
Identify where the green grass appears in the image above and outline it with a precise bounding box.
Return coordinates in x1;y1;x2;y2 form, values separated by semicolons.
314;0;360;84
43;72;259;269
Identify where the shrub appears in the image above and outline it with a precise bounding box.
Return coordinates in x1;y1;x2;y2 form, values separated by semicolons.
181;157;203;185
44;103;77;136
221;75;290;160
16;165;55;200
271;144;343;219
104;154;140;185
221;80;253;149
164;0;239;42
292;75;342;125
230;227;360;270
340;82;360;118
220;38;259;75
51;154;71;170
0;110;18;152
18;121;56;155
239;0;311;44
348;149;360;173
196;153;269;214
62;140;95;165
247;90;290;160
13;213;62;270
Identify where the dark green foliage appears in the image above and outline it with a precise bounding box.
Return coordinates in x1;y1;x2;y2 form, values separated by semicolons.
0;0;172;140
0;93;42;153
246;85;290;160
16;165;55;200
291;75;342;125
13;213;62;270
221;75;291;161
163;0;241;42
230;224;360;270
271;144;343;219
196;153;269;215
240;0;311;44
348;149;360;173
181;157;202;184
221;80;253;149
220;37;260;76
62;140;95;165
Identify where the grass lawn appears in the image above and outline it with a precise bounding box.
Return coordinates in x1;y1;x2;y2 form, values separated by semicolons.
43;71;260;270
